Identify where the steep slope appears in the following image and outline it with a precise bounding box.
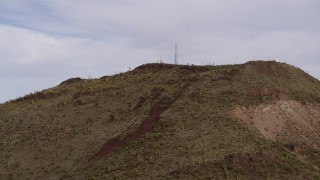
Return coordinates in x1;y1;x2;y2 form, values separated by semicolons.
232;100;320;147
1;61;320;179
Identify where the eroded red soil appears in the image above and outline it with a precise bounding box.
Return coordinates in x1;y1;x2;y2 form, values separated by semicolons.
94;102;167;161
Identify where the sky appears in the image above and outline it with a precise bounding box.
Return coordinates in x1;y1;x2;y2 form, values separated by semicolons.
0;0;319;103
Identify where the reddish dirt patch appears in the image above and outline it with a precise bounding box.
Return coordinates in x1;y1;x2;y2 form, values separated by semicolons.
93;102;167;161
93;83;192;161
93;80;194;161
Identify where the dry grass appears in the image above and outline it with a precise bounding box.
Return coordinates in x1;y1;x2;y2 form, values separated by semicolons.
1;61;320;179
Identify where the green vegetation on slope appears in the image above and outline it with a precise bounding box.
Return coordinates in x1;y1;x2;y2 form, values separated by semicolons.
1;61;320;179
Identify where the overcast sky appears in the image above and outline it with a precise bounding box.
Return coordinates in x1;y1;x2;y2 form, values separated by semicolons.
0;0;319;103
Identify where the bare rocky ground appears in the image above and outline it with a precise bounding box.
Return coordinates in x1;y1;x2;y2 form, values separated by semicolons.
232;100;320;148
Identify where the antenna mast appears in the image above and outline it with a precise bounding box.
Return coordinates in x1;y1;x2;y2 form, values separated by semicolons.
174;43;178;65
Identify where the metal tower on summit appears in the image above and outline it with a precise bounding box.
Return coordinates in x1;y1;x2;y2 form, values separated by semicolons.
174;43;178;65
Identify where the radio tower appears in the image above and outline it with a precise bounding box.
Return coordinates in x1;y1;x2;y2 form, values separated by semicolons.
174;43;178;65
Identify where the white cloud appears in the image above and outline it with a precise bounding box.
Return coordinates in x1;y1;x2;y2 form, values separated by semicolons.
0;25;68;65
0;24;166;102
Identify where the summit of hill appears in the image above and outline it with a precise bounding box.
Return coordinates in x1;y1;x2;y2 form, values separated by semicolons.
1;60;320;179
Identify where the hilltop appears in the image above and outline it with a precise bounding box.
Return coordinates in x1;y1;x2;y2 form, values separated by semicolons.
1;60;320;179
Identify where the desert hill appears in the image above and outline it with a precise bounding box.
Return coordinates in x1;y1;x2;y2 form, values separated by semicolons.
1;60;320;179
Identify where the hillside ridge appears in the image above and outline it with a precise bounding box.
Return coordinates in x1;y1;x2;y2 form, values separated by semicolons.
1;60;320;179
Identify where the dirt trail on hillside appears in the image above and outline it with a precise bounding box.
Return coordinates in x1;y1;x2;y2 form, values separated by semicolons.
93;84;191;161
231;100;320;149
94;103;166;160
